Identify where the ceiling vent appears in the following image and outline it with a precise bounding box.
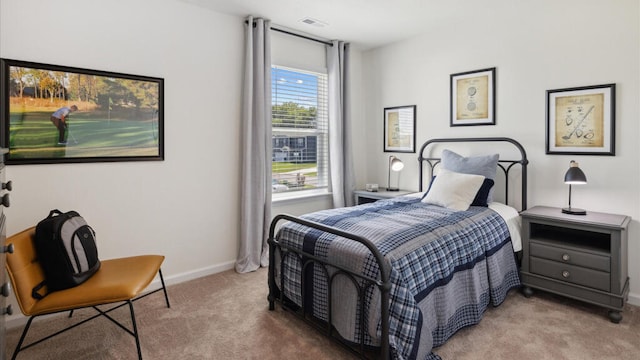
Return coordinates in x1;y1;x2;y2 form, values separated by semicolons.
300;17;328;27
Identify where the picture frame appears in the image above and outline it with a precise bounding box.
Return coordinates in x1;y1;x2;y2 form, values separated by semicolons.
450;67;496;126
384;105;416;153
546;83;615;156
0;58;164;165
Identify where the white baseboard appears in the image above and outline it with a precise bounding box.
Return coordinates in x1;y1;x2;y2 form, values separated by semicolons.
6;261;638;331
4;260;236;330
161;260;236;286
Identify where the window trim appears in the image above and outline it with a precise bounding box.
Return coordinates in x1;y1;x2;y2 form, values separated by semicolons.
271;65;329;200
271;188;332;204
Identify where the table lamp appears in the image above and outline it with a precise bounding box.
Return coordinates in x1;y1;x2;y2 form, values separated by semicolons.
386;156;404;191
562;160;587;215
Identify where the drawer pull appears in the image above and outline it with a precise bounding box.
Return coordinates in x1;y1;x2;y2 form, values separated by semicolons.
562;270;571;278
1;243;13;254
2;304;12;316
0;193;9;207
562;254;571;261
1;282;9;297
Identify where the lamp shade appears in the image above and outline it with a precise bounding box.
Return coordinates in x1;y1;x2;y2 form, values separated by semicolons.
390;156;404;172
564;160;587;184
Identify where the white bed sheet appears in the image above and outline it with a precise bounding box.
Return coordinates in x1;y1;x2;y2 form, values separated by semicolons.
488;201;522;252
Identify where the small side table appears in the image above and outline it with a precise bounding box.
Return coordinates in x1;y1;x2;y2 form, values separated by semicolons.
520;205;630;323
354;189;413;205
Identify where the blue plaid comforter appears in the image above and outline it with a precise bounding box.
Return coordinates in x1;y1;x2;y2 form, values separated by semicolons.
276;196;520;360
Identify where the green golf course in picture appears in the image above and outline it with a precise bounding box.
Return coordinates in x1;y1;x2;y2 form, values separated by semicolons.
2;58;163;164
9;105;160;159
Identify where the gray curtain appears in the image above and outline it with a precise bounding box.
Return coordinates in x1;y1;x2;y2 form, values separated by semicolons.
327;41;355;208
236;16;272;273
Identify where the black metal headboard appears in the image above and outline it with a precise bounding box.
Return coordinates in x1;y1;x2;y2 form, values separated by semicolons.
417;137;529;211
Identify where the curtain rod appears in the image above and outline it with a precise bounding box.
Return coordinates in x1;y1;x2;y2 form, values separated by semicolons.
271;27;333;47
246;20;333;47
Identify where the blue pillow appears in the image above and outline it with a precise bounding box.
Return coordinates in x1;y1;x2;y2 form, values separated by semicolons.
441;149;499;202
423;176;494;207
471;178;495;207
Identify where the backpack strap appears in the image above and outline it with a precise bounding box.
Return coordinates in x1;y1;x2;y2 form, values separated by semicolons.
32;281;48;300
47;209;63;219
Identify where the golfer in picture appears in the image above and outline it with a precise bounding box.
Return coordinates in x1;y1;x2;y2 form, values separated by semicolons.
50;105;78;145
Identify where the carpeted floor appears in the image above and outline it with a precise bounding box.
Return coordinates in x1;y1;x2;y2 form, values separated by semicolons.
4;268;639;359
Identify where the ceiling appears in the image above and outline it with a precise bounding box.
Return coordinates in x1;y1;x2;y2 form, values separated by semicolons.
177;0;491;50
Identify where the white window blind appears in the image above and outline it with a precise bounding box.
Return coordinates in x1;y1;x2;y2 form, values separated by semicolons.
271;66;328;196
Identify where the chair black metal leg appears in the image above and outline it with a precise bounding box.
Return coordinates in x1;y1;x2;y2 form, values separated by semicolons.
9;274;168;360
12;316;34;360
158;268;171;308
128;300;143;360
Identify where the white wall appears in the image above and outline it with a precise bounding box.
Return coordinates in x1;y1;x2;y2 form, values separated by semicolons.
0;0;364;327
361;0;640;304
0;0;245;323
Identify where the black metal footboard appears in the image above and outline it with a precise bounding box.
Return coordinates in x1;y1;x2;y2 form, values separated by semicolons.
268;214;392;359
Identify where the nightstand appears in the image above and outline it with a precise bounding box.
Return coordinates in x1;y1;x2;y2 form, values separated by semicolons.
354;189;413;205
520;206;630;323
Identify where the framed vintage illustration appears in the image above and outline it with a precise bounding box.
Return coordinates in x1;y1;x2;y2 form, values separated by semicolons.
0;58;164;164
546;83;615;156
383;105;416;153
450;67;495;126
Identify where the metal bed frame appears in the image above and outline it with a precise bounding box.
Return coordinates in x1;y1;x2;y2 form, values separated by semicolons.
267;137;528;359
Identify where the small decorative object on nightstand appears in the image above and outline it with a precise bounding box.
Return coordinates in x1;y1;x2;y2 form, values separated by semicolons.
354;189;412;205
520;206;630;323
365;183;379;192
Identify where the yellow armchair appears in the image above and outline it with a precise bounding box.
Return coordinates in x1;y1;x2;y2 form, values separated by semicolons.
5;226;170;359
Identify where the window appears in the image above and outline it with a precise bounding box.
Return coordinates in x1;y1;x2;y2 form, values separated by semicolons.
271;66;328;197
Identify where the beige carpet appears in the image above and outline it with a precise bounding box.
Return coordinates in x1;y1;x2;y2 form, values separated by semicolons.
4;268;639;359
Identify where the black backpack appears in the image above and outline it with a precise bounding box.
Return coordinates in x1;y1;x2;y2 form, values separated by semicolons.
32;209;101;298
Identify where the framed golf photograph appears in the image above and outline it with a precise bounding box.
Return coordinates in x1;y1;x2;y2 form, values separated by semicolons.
383;105;416;153
450;67;495;126
0;58;164;164
546;83;615;156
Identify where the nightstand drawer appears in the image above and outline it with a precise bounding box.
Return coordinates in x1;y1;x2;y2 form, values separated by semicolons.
530;257;610;292
530;241;610;272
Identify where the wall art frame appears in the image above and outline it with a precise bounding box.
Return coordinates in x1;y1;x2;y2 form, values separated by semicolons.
546;83;615;156
383;105;416;153
450;67;496;126
0;58;164;165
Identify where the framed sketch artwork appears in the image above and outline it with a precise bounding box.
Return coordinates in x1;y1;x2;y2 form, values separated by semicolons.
450;67;495;126
546;83;615;156
383;105;416;153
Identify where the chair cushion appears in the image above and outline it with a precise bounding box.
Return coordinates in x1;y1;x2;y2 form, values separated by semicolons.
30;255;164;315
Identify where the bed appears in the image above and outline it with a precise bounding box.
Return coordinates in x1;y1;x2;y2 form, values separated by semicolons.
267;137;528;360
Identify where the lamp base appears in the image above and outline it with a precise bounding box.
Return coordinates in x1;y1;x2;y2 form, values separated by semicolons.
562;207;587;215
386;187;400;191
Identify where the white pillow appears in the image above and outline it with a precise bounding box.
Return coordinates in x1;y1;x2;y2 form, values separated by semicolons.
421;169;485;211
